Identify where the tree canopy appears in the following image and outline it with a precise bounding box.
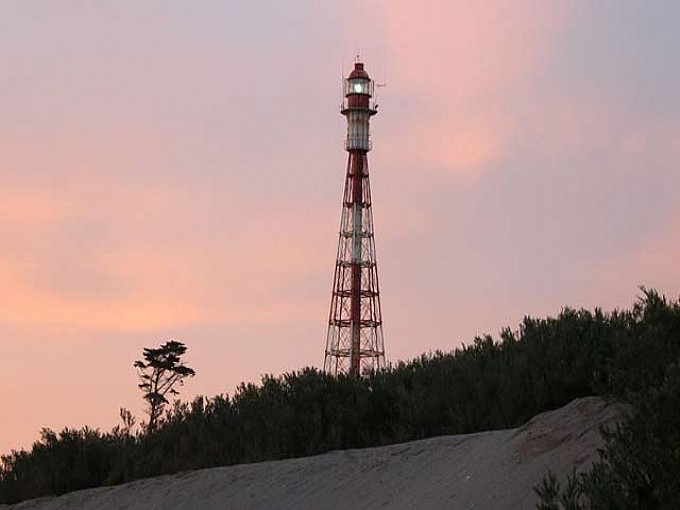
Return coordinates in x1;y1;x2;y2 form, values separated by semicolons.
134;340;195;432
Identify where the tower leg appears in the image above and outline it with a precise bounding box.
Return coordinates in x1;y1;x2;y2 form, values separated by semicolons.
350;154;363;378
325;151;385;378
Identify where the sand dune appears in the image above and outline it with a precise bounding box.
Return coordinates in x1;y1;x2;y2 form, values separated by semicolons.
3;396;624;510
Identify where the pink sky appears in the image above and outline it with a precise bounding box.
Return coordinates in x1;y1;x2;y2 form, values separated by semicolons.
1;1;679;454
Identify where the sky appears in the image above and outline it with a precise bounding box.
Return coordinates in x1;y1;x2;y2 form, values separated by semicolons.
1;0;679;454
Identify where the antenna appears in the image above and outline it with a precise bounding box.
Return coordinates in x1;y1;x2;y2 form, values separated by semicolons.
376;68;387;88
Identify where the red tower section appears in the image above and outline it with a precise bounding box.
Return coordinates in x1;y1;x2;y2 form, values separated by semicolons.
324;62;385;378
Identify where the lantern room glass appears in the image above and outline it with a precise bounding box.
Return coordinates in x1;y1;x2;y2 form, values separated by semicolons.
345;78;373;97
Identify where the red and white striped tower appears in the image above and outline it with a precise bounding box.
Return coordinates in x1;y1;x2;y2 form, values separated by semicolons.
324;61;385;378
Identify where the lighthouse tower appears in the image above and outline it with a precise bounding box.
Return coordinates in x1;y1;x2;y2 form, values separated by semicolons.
324;61;385;378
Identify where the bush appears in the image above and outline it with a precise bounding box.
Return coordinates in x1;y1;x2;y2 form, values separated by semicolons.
3;289;680;504
535;362;680;509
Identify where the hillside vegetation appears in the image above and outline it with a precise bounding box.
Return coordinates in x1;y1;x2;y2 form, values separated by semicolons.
1;289;679;506
0;397;624;510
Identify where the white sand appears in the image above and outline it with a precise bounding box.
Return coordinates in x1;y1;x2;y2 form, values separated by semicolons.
3;396;624;510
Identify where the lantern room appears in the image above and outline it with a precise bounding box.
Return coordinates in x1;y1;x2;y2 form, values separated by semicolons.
341;62;377;152
344;62;375;97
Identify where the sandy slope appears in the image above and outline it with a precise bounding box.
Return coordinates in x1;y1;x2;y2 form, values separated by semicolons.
3;396;624;510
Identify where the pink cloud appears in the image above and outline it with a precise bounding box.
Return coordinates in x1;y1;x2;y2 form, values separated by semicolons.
409;122;504;176
0;189;75;224
369;1;585;176
378;1;573;91
0;178;331;334
0;252;205;331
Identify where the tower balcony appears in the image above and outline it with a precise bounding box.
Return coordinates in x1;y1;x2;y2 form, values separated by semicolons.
340;102;378;116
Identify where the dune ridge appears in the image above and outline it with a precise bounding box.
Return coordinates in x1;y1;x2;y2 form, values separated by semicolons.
3;396;623;510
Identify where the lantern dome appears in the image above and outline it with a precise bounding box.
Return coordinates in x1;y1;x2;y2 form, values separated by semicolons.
348;62;370;80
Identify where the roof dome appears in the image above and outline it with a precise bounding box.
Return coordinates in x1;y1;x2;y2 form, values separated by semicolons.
348;62;370;80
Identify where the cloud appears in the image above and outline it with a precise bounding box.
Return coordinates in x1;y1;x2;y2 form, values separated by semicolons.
369;1;583;176
0;178;332;333
417;122;503;176
378;1;572;90
0;189;75;224
0;248;205;331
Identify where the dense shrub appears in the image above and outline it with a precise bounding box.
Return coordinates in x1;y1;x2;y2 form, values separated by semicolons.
536;361;680;509
2;289;679;504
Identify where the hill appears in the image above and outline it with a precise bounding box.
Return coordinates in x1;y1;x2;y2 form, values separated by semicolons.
2;289;679;507
1;397;623;510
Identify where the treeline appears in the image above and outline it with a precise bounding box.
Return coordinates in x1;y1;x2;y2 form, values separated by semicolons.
2;289;680;504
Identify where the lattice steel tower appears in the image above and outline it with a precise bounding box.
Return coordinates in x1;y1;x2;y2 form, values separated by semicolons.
324;61;385;378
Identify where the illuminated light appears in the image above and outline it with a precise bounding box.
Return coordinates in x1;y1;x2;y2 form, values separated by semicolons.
353;83;363;93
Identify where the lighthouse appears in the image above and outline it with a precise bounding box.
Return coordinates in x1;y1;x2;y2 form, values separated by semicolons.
324;61;386;378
